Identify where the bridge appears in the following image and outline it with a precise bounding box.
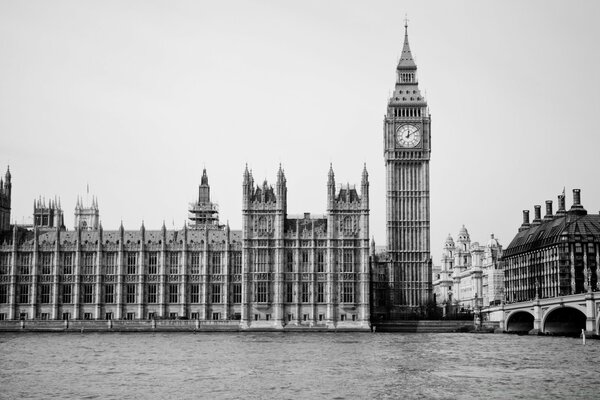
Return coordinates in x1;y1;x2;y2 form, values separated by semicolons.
484;291;600;335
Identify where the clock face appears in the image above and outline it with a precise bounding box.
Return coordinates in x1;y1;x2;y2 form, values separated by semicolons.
396;124;421;148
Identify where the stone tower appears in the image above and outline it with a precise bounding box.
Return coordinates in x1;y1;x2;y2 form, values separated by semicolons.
74;191;100;230
383;22;432;315
0;166;11;232
33;196;64;229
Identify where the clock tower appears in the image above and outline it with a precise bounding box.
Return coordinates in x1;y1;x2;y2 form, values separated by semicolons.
383;22;432;315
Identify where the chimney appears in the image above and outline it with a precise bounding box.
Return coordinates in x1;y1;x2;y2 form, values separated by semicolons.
556;193;567;216
543;200;553;221
569;188;587;215
519;210;530;232
532;205;542;225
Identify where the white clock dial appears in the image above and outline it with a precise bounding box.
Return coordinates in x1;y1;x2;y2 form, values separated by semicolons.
396;124;421;148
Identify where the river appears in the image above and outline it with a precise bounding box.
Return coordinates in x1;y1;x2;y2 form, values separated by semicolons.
0;332;598;399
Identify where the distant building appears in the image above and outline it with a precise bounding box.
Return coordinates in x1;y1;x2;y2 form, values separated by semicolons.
433;226;503;312
503;189;599;303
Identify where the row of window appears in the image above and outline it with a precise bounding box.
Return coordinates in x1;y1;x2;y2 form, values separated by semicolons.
0;251;241;276
0;282;357;304
1;250;359;275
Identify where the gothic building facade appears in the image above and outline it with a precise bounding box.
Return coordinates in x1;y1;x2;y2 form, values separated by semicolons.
0;165;370;330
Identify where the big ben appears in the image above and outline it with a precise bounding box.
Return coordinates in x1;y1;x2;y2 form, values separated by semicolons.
384;22;432;316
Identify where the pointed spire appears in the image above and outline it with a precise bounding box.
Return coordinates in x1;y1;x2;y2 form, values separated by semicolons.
5;165;11;181
362;163;369;185
397;17;416;70
328;163;335;185
201;168;209;186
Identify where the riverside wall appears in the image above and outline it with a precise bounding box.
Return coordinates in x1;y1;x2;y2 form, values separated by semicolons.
0;319;490;333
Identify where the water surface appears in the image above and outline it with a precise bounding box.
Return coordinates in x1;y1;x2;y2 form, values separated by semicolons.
0;332;597;399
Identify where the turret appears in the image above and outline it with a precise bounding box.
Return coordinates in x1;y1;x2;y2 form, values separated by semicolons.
327;164;335;210
361;163;369;210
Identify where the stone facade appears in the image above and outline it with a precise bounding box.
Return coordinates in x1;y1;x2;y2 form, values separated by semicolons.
0;166;369;330
433;226;503;313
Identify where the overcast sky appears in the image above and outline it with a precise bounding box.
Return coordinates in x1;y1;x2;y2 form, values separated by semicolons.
1;0;599;263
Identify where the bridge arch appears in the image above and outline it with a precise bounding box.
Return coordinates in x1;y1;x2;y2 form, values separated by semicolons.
506;310;534;332
543;306;586;336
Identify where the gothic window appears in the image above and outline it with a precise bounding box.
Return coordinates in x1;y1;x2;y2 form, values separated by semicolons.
126;253;137;275
232;252;242;275
82;252;95;275
317;282;325;303
18;284;29;303
316;251;325;273
169;253;180;275
340;217;357;235
211;253;221;275
62;285;72;304
301;251;310;273
104;252;116;275
0;285;7;303
105;284;114;303
254;216;272;234
232;284;242;304
286;251;294;272
255;250;269;273
39;284;51;303
147;284;157;303
211;284;221;303
0;253;10;275
341;282;354;303
148;252;158;275
190;284;200;303
285;283;293;303
190;252;201;274
256;281;269;303
301;282;310;303
18;253;31;275
126;284;136;303
169;284;178;303
342;250;354;273
40;253;53;275
82;284;94;303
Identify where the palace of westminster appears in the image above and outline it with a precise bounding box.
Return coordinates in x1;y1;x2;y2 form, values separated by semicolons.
2;24;598;330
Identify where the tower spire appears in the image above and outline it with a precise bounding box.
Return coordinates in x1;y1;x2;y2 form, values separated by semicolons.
397;16;416;70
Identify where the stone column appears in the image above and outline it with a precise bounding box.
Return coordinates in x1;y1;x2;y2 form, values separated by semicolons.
30;228;39;319
8;227;17;320
95;240;103;320
181;241;188;318
115;231;124;320
585;292;596;334
222;236;230;321
51;229;60;320
73;231;81;320
202;230;209;321
137;243;144;320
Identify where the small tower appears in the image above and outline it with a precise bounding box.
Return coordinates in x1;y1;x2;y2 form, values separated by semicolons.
34;196;65;229
0;166;11;232
188;168;220;229
74;187;100;230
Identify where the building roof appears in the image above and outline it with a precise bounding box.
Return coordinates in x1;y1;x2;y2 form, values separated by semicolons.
503;211;600;258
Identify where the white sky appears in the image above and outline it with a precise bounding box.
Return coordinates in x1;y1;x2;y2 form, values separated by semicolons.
1;0;599;263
